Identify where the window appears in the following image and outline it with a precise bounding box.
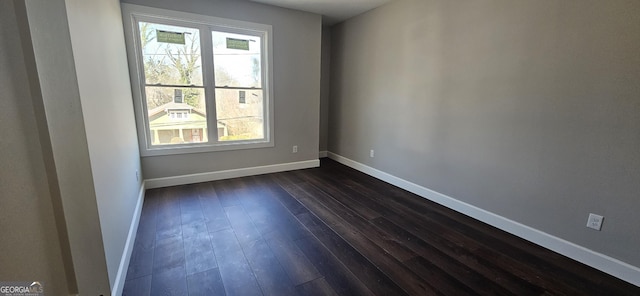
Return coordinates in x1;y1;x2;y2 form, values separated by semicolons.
122;4;274;156
168;111;189;120
239;91;246;104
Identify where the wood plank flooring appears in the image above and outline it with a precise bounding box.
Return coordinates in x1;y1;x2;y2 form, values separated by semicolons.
123;158;640;295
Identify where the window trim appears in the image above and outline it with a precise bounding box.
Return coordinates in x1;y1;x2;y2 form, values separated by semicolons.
121;4;274;156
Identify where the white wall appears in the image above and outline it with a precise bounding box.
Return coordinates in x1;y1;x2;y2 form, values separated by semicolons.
122;0;322;180
0;1;70;294
65;0;143;290
330;0;640;274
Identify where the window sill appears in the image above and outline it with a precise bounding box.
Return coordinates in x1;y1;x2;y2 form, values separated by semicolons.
140;140;274;157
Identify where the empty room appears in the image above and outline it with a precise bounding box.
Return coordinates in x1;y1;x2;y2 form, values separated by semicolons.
1;0;639;295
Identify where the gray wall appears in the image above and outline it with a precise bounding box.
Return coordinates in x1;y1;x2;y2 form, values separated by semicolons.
121;0;322;179
18;0;111;293
329;0;640;268
319;27;332;153
0;1;70;294
1;0;143;293
66;0;143;289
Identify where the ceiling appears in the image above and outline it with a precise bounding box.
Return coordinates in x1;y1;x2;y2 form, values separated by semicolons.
249;0;393;25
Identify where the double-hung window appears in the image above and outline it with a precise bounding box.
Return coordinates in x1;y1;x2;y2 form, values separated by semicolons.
122;4;274;156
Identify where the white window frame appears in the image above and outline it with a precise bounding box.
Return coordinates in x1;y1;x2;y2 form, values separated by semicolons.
121;4;274;156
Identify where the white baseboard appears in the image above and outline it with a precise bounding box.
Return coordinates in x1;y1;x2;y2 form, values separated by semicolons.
145;159;320;189
111;183;146;296
319;151;328;158
327;152;640;287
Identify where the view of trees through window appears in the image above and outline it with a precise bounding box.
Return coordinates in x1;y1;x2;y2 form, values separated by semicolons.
139;21;265;145
212;30;264;141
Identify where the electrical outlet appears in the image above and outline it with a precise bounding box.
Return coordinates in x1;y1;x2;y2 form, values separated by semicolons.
293;145;298;153
586;213;604;231
370;149;375;158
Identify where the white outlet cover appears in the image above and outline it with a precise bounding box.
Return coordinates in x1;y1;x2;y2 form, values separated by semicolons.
586;213;604;231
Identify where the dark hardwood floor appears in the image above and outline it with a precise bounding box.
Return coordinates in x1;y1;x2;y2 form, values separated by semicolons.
123;158;640;295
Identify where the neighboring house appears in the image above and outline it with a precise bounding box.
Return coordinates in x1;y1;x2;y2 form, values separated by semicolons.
146;88;264;144
147;95;227;144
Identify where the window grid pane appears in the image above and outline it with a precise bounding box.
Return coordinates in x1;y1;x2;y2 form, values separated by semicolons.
139;22;204;86
146;86;208;145
212;30;264;142
212;31;261;88
215;88;264;141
